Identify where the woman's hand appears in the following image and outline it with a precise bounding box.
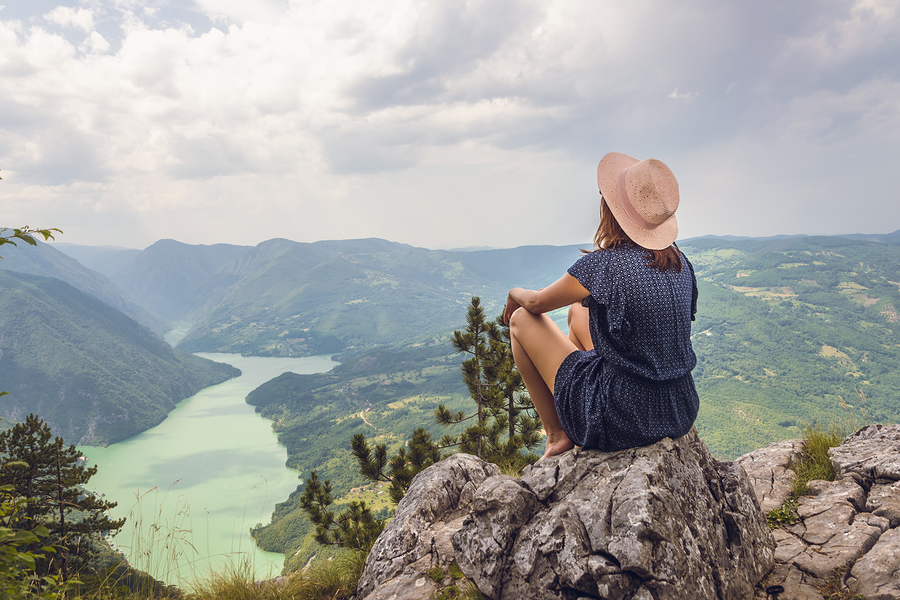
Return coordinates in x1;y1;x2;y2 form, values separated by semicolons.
503;289;525;324
504;275;591;325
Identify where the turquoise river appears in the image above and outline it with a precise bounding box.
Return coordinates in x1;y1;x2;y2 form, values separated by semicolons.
79;352;338;587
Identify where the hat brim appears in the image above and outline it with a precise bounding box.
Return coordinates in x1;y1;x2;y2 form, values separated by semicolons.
596;152;679;250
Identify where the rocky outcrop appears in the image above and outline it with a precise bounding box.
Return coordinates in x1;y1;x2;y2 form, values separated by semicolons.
355;429;774;600
739;423;900;600
354;424;900;600
453;429;774;599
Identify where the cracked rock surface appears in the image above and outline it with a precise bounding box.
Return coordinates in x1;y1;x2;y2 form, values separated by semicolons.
452;429;774;600
742;423;900;599
353;453;500;600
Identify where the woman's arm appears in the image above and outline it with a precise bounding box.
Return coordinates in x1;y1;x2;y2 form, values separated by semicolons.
504;273;590;324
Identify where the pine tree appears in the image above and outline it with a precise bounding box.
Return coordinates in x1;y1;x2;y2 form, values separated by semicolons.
349;296;541;514
0;414;124;578
351;428;442;504
435;297;542;467
298;471;384;552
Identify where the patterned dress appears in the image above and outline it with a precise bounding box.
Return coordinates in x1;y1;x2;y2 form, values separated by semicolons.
553;243;699;451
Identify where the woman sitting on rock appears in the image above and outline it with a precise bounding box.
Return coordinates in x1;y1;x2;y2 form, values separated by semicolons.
504;152;699;459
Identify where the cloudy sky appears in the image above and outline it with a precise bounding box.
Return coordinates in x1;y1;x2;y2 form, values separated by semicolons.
1;0;898;250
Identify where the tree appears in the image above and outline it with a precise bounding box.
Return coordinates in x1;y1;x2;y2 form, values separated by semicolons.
349;297;540;511
435;297;542;467
0;415;125;578
351;428;442;505
297;471;384;552
0;485;68;600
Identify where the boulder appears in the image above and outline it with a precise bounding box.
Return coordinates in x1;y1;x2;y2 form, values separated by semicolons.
452;429;775;600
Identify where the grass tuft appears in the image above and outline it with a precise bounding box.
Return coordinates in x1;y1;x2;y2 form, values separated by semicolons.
188;550;366;600
766;421;848;528
816;567;867;600
790;422;846;496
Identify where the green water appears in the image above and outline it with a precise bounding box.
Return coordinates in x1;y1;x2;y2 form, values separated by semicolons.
80;353;337;586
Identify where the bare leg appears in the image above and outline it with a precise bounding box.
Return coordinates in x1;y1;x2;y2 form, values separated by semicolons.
567;302;593;351
508;308;577;459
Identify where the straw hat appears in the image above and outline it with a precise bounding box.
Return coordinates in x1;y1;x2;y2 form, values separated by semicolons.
596;152;679;250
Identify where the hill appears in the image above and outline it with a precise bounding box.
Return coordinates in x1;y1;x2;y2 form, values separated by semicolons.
52;243;141;279
682;235;900;457
0;241;170;335
0;270;240;444
106;239;251;321
106;237;582;355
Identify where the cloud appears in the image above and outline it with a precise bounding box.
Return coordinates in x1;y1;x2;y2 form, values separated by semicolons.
44;6;94;32
668;88;697;101
1;0;899;249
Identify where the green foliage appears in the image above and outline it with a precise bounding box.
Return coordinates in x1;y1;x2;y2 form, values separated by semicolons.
790;422;846;497
0;228;61;254
766;421;848;529
0;486;68;600
766;497;798;529
437;297;541;467
351;429;441;505
0;415;125;578
298;471;384;552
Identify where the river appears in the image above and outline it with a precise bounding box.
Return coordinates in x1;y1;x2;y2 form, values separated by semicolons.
79;352;338;586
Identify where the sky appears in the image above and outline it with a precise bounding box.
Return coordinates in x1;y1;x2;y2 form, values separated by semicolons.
1;0;898;250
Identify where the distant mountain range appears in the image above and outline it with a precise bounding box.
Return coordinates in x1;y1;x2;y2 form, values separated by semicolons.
0;242;170;335
3;231;898;452
59;237;584;356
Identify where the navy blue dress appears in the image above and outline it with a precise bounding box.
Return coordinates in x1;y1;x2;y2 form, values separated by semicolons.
553;243;699;452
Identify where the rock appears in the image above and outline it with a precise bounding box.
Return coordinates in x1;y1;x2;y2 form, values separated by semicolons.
353;453;500;600
847;526;900;599
353;424;900;600
735;439;804;513
746;423;900;600
830;423;900;482
452;429;774;600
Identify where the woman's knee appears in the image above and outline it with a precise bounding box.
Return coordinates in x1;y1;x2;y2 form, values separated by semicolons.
509;306;538;334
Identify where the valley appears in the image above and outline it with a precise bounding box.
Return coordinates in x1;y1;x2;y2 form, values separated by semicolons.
2;231;898;573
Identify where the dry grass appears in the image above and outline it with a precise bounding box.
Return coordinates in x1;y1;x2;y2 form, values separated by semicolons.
185;551;367;600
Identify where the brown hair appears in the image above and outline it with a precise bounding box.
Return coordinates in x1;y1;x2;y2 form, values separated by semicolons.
583;196;683;272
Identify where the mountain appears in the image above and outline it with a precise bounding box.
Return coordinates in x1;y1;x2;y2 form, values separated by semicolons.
52;243;141;279
0;241;170;336
0;270;240;444
106;239;251;321
106;237;583;356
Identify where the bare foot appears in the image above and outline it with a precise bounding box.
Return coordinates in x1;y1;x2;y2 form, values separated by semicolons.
542;434;575;460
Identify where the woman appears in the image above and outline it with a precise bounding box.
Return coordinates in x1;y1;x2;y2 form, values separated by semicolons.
504;152;699;459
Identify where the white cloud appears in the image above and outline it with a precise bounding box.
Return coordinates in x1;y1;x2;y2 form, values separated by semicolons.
44;7;95;32
668;88;697;101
